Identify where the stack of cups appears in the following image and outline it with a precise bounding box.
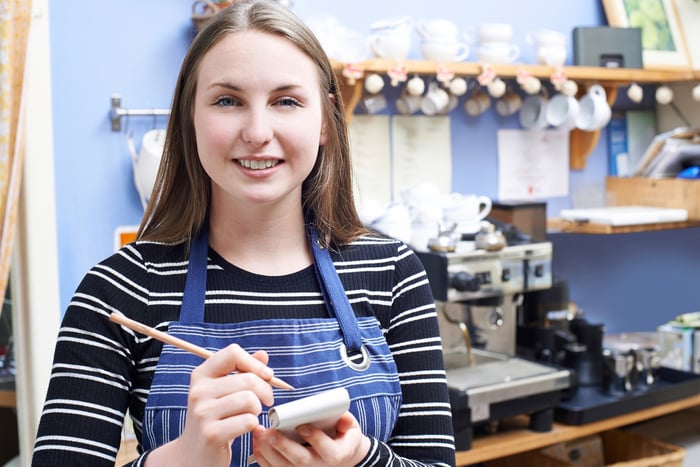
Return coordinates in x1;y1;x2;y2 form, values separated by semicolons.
467;23;520;64
526;29;567;67
367;16;414;60
416;19;470;62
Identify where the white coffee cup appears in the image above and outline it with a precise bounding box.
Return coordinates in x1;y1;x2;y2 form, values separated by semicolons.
575;84;611;131
441;95;459;114
519;94;549;129
406;76;426;96
526;29;566;47
417;19;459;41
364;73;385;94
464;88;491;116
535;44;567;66
475;42;520;64
396;94;422;115
443;193;493;235
421;82;450;115
692;84;700;101
655;85;673;105
487;78;506;98
627;83;643;103
421;40;470;62
449;77;468;96
465;23;513;44
546;93;579;129
368;33;411;60
370;16;414;36
495;89;523;116
362;94;388;114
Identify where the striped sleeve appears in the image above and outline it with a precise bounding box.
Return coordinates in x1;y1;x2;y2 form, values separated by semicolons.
32;245;154;467
357;241;456;467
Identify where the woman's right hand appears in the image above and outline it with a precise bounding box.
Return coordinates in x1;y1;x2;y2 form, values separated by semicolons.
145;344;275;467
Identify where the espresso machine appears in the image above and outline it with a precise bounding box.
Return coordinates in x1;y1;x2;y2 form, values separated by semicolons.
416;237;571;450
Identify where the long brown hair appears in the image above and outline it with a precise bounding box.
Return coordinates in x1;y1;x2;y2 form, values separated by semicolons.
138;0;368;248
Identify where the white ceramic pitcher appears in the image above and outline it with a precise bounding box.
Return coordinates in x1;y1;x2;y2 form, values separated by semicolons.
127;129;166;209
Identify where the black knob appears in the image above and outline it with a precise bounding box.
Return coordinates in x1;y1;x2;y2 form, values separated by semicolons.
502;268;511;282
534;264;545;277
450;271;481;292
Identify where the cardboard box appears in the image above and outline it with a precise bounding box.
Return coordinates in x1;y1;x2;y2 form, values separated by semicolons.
606;176;700;221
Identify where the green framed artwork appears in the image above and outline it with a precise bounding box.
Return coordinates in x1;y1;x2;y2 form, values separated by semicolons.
603;0;690;69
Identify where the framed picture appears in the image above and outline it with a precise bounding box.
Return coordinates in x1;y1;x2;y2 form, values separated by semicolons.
674;0;700;70
602;0;690;69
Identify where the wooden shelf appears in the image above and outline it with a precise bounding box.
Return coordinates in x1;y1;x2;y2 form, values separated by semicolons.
547;217;700;234
331;59;697;170
455;392;700;466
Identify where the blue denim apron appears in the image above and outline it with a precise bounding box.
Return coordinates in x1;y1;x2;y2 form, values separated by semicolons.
142;227;402;466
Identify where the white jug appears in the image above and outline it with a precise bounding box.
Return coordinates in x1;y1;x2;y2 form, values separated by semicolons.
127;129;166;210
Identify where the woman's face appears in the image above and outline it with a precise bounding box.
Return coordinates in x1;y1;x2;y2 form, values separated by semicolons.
193;30;327;213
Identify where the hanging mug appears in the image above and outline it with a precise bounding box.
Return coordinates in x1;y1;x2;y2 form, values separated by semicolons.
575;85;611;131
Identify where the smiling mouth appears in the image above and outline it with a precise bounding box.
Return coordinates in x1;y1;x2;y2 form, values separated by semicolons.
237;159;280;170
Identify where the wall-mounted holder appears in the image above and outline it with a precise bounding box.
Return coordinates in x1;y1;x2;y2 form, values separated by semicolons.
110;94;170;132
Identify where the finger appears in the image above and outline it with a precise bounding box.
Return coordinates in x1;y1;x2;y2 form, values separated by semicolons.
195;344;274;381
335;412;359;434
251;349;269;366
254;428;295;467
217;373;274;410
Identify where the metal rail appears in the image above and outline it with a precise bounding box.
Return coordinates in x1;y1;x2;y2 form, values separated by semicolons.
110;95;169;132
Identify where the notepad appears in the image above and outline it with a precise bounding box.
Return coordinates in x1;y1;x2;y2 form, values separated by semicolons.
559;206;688;226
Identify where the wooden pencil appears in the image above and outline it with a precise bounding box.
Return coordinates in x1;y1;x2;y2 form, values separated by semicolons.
109;312;294;390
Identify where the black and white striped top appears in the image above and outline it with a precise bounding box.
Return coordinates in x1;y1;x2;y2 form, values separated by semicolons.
32;234;456;466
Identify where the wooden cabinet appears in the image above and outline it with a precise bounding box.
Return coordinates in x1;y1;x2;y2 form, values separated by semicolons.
331;59;697;169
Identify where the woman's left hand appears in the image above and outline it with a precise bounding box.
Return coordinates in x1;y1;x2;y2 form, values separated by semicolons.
252;411;371;467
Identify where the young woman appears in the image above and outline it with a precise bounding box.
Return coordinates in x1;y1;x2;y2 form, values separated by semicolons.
32;1;455;466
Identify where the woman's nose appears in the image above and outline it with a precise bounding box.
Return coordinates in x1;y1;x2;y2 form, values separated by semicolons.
241;107;273;146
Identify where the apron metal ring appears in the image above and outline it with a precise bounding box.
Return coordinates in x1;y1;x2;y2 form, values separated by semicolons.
340;342;371;371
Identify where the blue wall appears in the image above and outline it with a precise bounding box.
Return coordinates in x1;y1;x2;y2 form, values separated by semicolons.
49;1;700;332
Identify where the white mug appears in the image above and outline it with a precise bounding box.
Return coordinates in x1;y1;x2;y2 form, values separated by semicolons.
546;93;579;129
475;42;520;64
449;77;469;96
362;94;388;114
368;33;411;60
535;44;567;66
627;83;643;103
575;85;611;131
417;19;459;41
421;82;450;115
526;29;566;47
464;88;491;116
406;76;426;96
396;94;422;115
443;193;493;235
364;73;385;94
421;40;470;62
495;89;523;116
465;23;513;44
370;16;414;36
519;94;549;130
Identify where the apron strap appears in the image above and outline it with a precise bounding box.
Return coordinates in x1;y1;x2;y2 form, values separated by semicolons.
179;224;364;352
308;228;364;352
180;224;209;323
